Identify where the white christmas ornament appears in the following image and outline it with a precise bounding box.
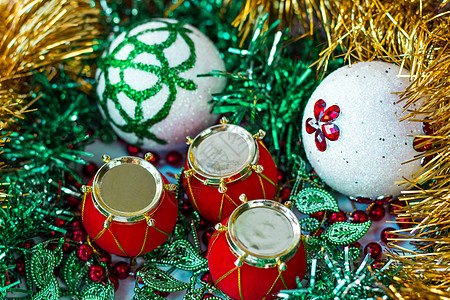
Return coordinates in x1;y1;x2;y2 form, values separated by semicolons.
96;19;226;151
301;61;422;198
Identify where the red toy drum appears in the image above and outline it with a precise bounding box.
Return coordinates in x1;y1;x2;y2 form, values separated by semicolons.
183;121;277;222
207;200;307;300
81;155;178;257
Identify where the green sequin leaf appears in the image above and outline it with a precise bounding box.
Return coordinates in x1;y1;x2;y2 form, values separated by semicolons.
138;267;189;292
133;286;165;300
81;283;114;300
29;244;62;289
300;218;320;232
293;187;339;214
325;221;372;246
168;239;208;271
63;251;88;295
32;276;60;300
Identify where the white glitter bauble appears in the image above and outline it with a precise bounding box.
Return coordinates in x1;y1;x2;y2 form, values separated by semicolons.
301;61;422;198
96;19;226;151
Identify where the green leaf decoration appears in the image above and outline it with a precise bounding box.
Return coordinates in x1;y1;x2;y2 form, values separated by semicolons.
133;286;165;300
168;240;208;271
81;283;114;300
325;221;372;246
147;239;208;275
293;187;339;214
63;252;88;295
138;267;189;292
300;217;320;232
32;276;60;300
29;243;63;290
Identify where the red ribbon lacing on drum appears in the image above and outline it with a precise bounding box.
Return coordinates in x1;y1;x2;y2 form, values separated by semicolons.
81;192;170;260
208;229;287;300
186;140;276;223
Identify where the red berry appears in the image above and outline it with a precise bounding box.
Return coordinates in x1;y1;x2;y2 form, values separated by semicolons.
197;217;211;230
329;211;347;223
201;271;213;284
389;199;404;215
277;170;286;182
369;204;385;221
351;197;372;204
349;241;362;249
202;228;215;246
112;261;130;280
70;220;82;229
98;251;111;267
180;201;193;216
88;265;105;282
166;151;182;166
16;256;26;276
62;240;74;253
109;275;119;292
371;260;384;270
82;162;98;178
135;266;145;284
46;244;58;251
66;196;80;209
76;244;94;261
53;217;66;228
352;210;369;223
381;227;396;244
313;227;324;236
70;229;87;243
65;172;82;189
280;188;291;201
364;242;383;260
144;151;159;164
155;291;170;297
18;240;34;249
127;144;141;156
398;218;413;230
310;211;325;220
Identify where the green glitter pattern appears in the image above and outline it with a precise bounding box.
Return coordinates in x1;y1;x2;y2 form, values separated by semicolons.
325;221;372;246
98;20;198;145
293;187;339;215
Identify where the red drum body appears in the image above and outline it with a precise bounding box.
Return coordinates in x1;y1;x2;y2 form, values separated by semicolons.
183;123;277;222
81;156;178;257
207;200;306;300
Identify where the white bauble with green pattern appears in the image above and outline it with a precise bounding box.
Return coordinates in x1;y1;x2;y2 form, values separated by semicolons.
96;19;226;151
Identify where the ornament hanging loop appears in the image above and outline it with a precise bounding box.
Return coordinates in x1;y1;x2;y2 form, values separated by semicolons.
102;154;111;163
81;185;92;194
239;194;248;203
218;179;227;193
144;152;154;162
220;116;229;124
253;129;266;140
103;215;113;228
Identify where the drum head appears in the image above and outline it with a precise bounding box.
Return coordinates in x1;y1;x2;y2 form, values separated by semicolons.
228;200;301;261
93;156;163;218
188;124;257;179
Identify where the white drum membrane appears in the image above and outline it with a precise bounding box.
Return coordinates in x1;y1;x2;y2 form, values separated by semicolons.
234;207;294;257
193;131;250;177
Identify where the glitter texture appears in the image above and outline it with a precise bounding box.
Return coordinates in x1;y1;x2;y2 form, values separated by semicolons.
96;19;226;151
301;61;422;198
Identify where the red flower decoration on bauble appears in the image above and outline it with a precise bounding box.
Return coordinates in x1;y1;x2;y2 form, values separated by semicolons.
305;99;340;152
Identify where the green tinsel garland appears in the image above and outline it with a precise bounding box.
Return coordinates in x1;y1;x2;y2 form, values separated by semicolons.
1;1;388;299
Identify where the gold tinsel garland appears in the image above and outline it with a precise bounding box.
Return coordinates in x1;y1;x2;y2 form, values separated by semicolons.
0;0;104;132
236;0;450;298
314;0;450;298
